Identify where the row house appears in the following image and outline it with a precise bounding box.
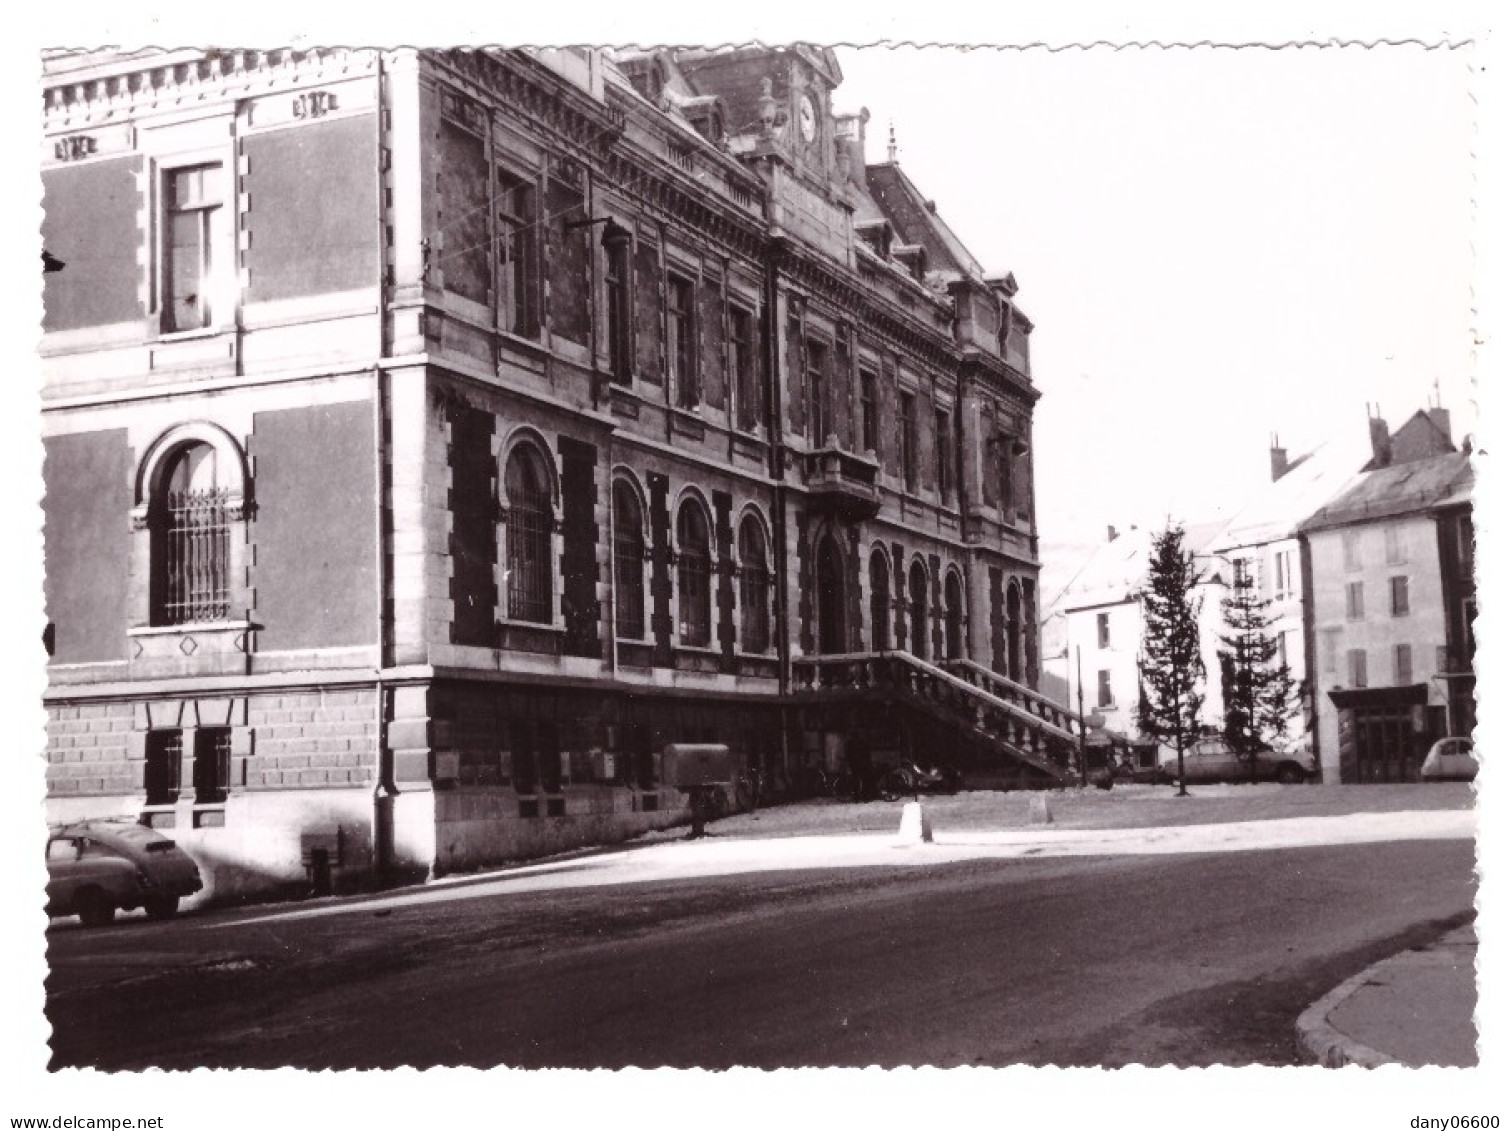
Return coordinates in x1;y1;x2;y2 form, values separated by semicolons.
1298;409;1475;783
1041;404;1475;785
40;45;1073;904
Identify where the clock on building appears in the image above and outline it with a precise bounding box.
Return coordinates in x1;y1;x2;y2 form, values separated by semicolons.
798;94;817;142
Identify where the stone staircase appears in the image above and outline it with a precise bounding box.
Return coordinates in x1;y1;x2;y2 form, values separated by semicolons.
790;651;1082;786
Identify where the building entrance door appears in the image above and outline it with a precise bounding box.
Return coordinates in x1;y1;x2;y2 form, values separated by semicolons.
1353;706;1419;782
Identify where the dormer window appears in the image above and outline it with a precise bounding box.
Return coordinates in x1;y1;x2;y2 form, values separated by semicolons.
893;243;926;283
855;219;892;260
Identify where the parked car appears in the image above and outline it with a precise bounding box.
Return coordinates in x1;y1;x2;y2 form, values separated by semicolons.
46;821;203;927
1158;738;1317;785
1421;737;1478;782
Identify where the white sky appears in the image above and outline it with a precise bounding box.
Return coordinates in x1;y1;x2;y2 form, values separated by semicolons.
833;45;1476;558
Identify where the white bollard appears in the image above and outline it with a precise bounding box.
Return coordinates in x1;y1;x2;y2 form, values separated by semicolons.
1029;793;1054;825
896;800;934;846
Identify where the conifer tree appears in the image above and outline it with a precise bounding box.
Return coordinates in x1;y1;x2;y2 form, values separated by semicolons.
1217;562;1296;781
1137;523;1207;796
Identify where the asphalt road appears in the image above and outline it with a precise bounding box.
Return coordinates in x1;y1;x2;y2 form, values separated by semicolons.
46;836;1475;1070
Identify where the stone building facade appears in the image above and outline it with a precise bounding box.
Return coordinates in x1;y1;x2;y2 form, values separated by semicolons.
40;45;1055;904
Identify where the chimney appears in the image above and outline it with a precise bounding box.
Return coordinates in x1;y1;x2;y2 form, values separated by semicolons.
833;108;869;188
1368;408;1392;469
1106;525;1119;543
1269;433;1290;482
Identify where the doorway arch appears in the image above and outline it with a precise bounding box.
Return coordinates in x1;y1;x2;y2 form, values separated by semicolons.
869;548;891;652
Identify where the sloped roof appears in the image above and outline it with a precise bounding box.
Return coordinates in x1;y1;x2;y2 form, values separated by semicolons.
1298;451;1473;533
1049;520;1228;614
1208;441;1367;552
864;162;985;283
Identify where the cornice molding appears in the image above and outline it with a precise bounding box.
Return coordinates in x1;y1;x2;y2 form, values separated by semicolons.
43;48;379;126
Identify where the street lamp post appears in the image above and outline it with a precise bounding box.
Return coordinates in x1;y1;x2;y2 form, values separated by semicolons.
1076;645;1089;786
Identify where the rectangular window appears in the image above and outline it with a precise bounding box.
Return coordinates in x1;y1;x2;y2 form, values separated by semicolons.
1346;581;1364;621
1384;524;1405;565
806;338;829;447
1277;629;1289;669
1348;648;1368;689
996;432;1014;515
1394;643;1413;685
193;727;231;805
1273;549;1295;600
1321;628;1341;675
900;391;918;489
730;305;758;431
604;231;632;385
667;273;697;408
860;368;879;453
1459;513;1475;579
163;164;222;333
1096;612;1111;650
1343;529;1362;571
935;407;953;499
496;167;539;337
1390;575;1410;616
1097;669;1114;708
144;730;183;806
1232;557;1251;587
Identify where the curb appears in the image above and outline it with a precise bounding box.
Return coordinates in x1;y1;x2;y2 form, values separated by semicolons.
1295;960;1397;1068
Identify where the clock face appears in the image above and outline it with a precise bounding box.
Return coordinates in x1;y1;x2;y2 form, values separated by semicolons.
798;95;817;142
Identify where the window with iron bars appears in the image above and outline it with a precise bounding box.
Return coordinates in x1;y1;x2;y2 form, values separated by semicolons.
144;730;183;806
194;727;231;804
155;444;231;626
504;447;553;624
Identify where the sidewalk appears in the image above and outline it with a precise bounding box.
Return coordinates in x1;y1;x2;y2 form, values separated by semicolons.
1296;924;1478;1067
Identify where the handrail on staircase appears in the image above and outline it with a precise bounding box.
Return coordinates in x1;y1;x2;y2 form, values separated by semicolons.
938;657;1086;731
792;650;1080;747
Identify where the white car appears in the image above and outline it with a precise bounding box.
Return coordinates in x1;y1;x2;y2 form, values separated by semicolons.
1421;737;1477;782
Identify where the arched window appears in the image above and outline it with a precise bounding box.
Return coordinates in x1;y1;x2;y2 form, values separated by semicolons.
153;442;230;625
869;549;891;652
908;559;929;660
677;499;712;647
945;570;964;659
1007;581;1023;682
613;480;646;639
738;515;771;653
503;444;554;624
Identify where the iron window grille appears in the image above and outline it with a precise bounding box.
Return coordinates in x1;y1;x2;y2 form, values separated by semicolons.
144;730;183;806
504;449;554;624
158;485;232;625
194;727;231;805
